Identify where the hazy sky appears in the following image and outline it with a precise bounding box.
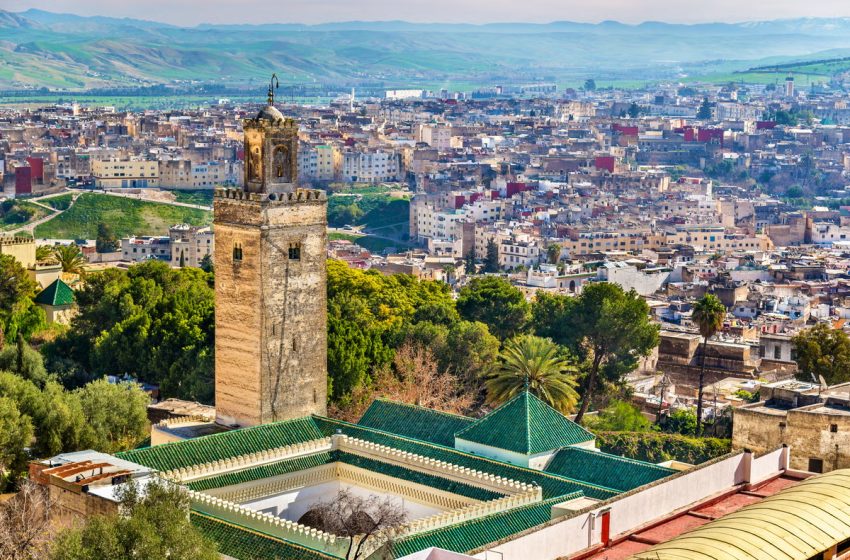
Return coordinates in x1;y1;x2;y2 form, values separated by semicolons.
7;0;850;26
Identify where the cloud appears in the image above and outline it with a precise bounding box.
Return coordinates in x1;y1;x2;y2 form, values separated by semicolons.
7;0;850;26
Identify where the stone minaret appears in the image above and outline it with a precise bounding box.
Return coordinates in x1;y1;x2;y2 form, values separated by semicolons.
213;87;327;428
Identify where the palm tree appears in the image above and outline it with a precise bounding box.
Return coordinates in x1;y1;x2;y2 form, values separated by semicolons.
485;335;579;415
53;244;87;275
692;294;726;435
35;245;55;263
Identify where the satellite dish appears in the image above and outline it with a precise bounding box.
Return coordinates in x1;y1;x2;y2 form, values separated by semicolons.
819;374;828;394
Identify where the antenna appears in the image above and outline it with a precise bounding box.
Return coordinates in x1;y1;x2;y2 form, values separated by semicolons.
267;73;279;106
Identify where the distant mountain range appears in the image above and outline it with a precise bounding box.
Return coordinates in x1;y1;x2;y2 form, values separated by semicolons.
4;9;850;90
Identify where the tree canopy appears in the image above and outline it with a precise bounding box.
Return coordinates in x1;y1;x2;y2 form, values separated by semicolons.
485;335;579;414
44;261;215;403
532;284;659;423
50;478;218;560
456;276;530;340
792;323;850;386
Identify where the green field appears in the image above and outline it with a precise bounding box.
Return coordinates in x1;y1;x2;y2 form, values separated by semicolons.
0;200;51;231
170;189;214;207
40;194;73;210
33;193;211;239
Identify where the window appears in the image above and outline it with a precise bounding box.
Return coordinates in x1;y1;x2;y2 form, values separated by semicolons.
774;346;781;360
288;243;301;260
808;458;824;473
831;424;839;433
233;243;243;262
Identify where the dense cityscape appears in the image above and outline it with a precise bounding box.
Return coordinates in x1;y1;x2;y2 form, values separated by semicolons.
4;3;850;560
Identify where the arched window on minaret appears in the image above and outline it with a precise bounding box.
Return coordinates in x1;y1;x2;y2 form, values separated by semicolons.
233;243;243;262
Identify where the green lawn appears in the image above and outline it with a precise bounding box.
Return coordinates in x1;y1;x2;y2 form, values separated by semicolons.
40;194;73;211
0;200;51;231
170;189;214;207
34;193;211;239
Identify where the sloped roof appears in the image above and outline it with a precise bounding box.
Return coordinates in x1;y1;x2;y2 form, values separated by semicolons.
627;469;850;560
544;446;676;492
454;391;594;455
116;417;324;472
312;415;618;501
191;512;340;560
357;399;474;447
393;494;581;557
34;278;74;306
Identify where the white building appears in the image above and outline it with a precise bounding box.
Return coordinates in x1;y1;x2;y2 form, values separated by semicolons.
342;151;401;183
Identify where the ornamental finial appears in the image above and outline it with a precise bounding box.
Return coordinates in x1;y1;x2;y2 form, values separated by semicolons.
267;73;279;106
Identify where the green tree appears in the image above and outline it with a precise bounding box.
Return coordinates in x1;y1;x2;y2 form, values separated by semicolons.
53;244;87;275
464;251;476;276
456;277;530;340
44;261;215;403
75;379;149;453
0;338;48;387
692;294;726;435
697;97;713;120
50;478;218;560
792;323;850;386
0;254;45;340
586;399;652;432
627;102;641;118
0;396;33;477
483;239;500;273
35;245;55;263
0;372;91;460
546;243;561;264
199;253;213;274
95;222;119;253
583;78;597;91
664;408;698;436
485;335;579;414
545;283;659;424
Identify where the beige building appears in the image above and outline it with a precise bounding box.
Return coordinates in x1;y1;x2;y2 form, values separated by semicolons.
170;224;214;268
92;159;159;188
734;380;850;473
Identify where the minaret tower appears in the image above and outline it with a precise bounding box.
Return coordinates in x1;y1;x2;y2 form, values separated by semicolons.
214;75;328;427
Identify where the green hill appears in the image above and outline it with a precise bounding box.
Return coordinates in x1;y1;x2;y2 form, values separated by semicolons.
33;193;211;239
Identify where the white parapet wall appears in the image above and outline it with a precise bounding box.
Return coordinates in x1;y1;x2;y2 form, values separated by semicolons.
472;447;791;560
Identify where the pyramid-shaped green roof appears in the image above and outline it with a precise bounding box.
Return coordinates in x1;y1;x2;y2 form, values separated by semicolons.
454;391;594;455
34;279;74;307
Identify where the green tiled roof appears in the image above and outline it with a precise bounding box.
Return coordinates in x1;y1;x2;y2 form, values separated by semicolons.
543;447;676;492
454;391;594;455
187;450;503;502
337;451;504;502
34;279;74;306
191;512;341;560
116;417;324;472
393;494;582;557
313;416;618;501
188;452;335;492
357;399;474;447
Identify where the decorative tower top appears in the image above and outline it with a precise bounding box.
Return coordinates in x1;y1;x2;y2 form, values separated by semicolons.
242;73;298;194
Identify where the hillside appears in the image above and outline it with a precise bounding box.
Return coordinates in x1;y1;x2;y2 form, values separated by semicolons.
4;10;850;89
33;193;211;239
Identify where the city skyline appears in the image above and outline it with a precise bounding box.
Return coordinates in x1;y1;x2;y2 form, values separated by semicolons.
6;0;850;26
